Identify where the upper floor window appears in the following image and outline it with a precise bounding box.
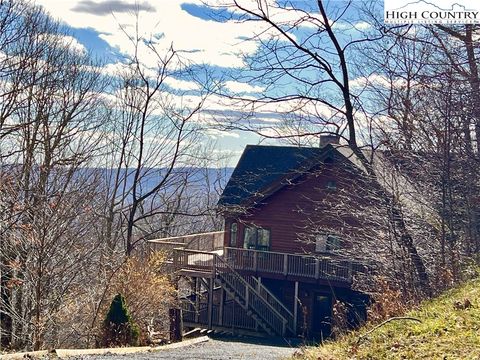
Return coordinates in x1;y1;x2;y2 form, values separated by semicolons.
244;226;270;251
230;222;238;247
315;234;341;252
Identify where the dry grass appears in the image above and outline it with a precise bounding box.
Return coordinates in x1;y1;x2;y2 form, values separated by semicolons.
296;278;480;359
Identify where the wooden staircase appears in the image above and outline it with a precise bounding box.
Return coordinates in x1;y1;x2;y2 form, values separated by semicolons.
174;249;293;336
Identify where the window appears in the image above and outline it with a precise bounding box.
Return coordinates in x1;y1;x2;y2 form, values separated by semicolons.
315;234;341;252
326;235;341;251
243;226;271;251
230;222;238;246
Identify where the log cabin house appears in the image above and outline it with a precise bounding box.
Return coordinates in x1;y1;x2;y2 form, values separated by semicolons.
151;136;373;339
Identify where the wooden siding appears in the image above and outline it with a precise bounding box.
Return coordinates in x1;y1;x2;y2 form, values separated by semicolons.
224;157;369;254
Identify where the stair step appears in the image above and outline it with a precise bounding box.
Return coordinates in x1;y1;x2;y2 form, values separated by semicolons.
215;262;289;337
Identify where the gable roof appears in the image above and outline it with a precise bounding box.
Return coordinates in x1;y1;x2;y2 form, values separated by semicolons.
218;144;335;209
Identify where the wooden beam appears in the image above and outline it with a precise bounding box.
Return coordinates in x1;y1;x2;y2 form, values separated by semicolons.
219;287;224;326
207;277;214;330
195;278;200;324
255;277;260;332
293;281;299;335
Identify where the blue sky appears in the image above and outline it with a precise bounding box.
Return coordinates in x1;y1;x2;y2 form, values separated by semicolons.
33;0;381;166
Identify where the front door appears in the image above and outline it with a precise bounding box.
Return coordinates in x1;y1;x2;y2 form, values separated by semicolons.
312;294;332;340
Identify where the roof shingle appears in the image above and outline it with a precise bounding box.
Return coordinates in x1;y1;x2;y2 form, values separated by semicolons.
218;144;332;208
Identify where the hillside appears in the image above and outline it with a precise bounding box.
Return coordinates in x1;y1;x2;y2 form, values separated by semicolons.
299;277;480;359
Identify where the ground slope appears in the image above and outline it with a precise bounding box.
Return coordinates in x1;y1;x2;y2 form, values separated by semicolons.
300;277;480;360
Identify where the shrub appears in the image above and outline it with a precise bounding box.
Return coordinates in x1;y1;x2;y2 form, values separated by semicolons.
106;252;176;344
46;252;175;348
367;277;410;323
102;294;140;347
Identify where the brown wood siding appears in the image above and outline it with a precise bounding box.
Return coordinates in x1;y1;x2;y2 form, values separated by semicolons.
227;158;370;254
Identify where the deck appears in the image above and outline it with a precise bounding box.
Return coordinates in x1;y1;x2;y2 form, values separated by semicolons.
174;246;368;285
172;246;370;336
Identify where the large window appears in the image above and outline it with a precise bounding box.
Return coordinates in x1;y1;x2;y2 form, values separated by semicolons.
230;222;238;246
243;226;271;251
315;234;341;252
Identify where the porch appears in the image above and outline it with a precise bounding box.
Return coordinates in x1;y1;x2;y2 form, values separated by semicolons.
170;244;369;338
173;246;367;285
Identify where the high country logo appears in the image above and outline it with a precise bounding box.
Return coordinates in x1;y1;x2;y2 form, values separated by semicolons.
384;0;480;24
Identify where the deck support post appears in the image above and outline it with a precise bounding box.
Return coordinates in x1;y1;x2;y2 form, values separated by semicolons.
207;277;214;329
293;281;299;335
219;287;224;326
255;278;260;331
195;277;200;323
315;259;320;279
283;254;288;276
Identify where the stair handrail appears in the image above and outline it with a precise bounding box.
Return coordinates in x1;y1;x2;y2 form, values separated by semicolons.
173;248;290;335
221;249;295;333
243;274;295;333
213;253;289;335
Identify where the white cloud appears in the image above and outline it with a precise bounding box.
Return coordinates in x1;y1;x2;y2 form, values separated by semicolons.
224;80;264;93
164;77;201;91
34;0;332;69
99;62;129;77
34;0;273;68
332;20;372;31
39;33;87;54
60;35;87;54
350;74;392;88
205;129;240;139
354;21;371;30
350;74;414;90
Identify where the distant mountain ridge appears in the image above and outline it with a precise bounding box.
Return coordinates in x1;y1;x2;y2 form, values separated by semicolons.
91;167;234;194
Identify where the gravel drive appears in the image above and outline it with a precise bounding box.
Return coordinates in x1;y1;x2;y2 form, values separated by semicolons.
69;336;301;360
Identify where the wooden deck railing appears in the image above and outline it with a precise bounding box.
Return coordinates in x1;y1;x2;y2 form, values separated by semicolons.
243;274;295;333
181;301;257;331
224;247;366;283
149;231;224;253
173;248;289;335
215;254;288;335
173;246;367;283
173;249;216;275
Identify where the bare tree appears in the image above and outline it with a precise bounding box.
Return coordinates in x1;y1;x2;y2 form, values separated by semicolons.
95;23;216;256
213;0;431;295
0;2;107;349
352;13;480;286
0;1;229;351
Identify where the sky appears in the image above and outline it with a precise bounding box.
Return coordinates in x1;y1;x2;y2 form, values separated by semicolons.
31;0;378;166
26;0;480;167
32;0;265;165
